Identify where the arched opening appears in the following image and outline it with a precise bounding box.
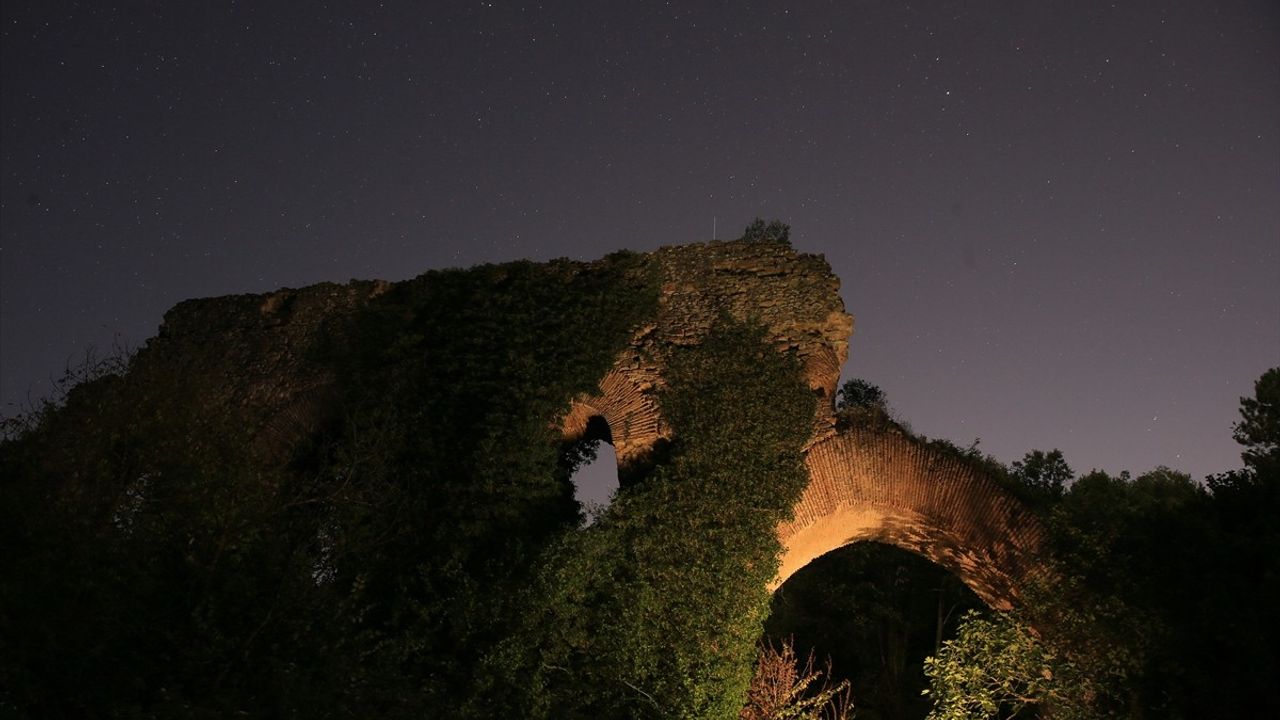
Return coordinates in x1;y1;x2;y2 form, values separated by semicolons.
562;415;621;523
779;428;1047;610
764;541;984;720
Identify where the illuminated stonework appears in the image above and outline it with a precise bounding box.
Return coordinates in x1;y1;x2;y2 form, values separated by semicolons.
779;428;1045;610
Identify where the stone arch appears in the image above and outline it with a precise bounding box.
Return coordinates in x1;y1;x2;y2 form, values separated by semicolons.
560;367;667;471
777;427;1047;610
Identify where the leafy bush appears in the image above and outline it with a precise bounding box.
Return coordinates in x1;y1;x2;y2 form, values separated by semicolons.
923;610;1065;720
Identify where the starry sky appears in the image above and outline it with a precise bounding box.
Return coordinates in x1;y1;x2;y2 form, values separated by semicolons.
3;1;1277;486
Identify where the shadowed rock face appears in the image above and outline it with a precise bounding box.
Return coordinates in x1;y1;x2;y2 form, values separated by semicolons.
140;238;1042;609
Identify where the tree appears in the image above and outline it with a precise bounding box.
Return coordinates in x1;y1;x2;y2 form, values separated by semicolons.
922;611;1059;720
1009;449;1073;504
0;253;664;719
836;378;886;412
919;370;1280;719
1199;367;1280;715
923;586;1146;720
1234;367;1280;474
489;319;816;719
741;218;791;245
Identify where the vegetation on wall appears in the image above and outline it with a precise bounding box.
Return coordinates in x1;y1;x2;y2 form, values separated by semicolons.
919;369;1280;719
0;244;821;719
0;251;662;718
0;348;320;716
488;318;816;719
774;370;1280;720
302;252;662;715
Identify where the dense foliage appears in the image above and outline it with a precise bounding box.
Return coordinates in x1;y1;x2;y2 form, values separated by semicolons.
922;611;1065;720
920;367;1280;718
303;253;663;715
1233;367;1280;474
741;218;792;245
773;370;1280;719
488;319;816;718
835;378;887;412
1;335;319;717
0;252;663;717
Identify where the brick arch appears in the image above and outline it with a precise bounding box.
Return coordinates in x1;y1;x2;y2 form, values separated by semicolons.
560;367;667;469
776;428;1047;610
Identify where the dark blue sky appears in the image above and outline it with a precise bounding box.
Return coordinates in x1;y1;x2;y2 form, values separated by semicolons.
3;1;1277;482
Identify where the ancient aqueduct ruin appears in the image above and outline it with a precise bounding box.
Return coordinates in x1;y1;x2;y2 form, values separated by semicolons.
157;239;1045;609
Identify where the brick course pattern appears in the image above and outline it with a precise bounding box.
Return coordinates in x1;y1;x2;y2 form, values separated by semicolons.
779;427;1046;609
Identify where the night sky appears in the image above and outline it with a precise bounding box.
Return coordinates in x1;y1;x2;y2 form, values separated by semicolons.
3;1;1277;488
